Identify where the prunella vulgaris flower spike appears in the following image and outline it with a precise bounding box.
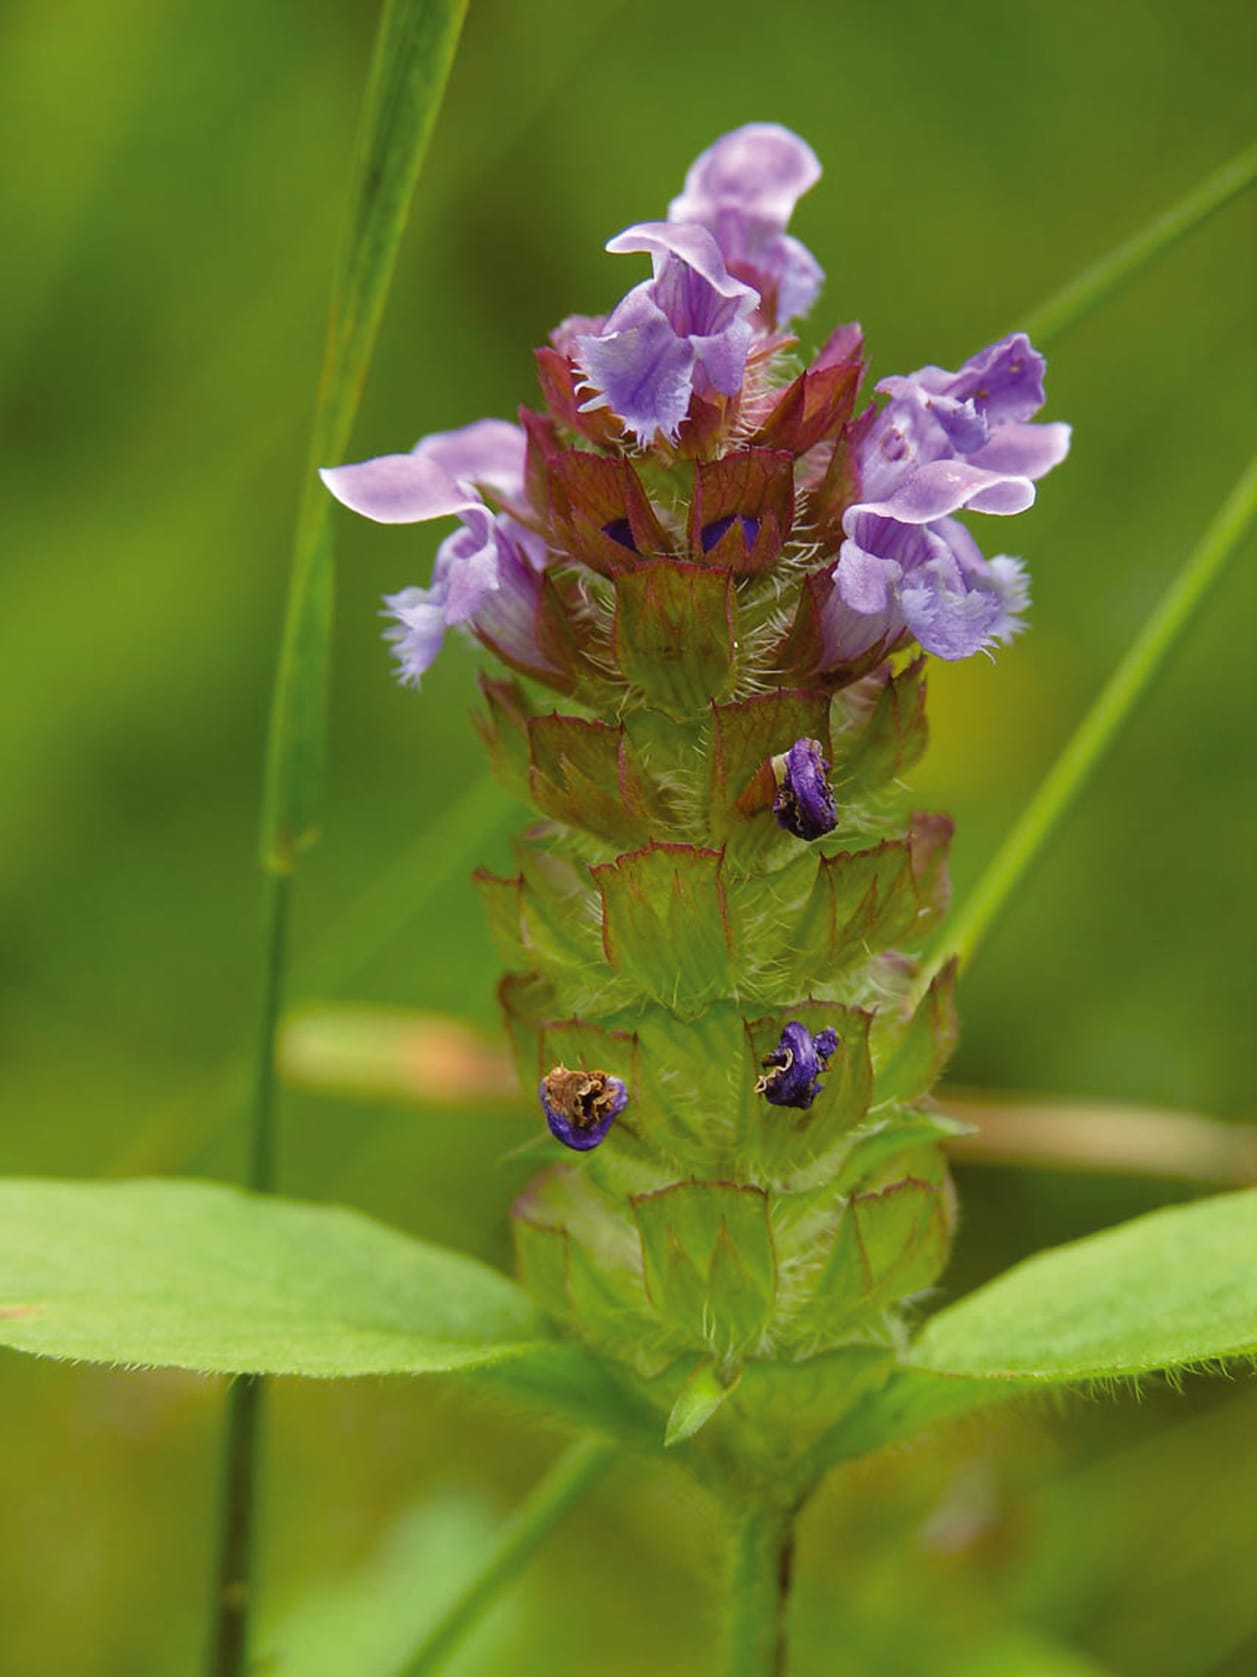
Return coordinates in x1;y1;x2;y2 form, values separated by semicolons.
324;123;1067;1477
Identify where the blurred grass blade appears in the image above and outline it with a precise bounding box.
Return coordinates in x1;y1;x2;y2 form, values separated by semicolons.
261;0;471;871
260;1492;524;1677
396;1439;614;1677
1020;140;1257;347
913;450;1257;1003
941;1091;1257;1187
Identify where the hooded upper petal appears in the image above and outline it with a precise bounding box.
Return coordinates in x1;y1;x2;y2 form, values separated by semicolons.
667;123;825;323
576;222;758;444
669;124;822;229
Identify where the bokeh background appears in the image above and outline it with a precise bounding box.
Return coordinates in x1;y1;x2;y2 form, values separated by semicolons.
2;0;1255;1671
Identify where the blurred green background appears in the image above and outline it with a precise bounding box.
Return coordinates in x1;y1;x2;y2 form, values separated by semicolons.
2;0;1254;1671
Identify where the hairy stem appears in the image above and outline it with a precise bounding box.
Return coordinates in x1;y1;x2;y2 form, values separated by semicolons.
1020;140;1257;346
724;1503;798;1677
915;450;1257;1004
397;1438;613;1677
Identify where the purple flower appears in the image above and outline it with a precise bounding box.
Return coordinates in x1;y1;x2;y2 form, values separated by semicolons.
830;333;1069;662
772;738;838;841
668;122;824;325
540;1064;628;1152
321;417;525;524
575;222;759;446
755;1022;840;1111
322;419;551;687
383;514;554;688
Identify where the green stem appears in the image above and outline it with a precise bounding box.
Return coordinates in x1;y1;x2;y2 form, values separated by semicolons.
724;1503;797;1677
209;1376;266;1677
206;1;471;1666
917;451;1257;1003
206;871;290;1677
1020;140;1257;346
395;1439;613;1677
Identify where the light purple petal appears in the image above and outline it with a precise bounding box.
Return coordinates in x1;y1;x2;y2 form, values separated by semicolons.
575;300;698;444
606;221;759;310
382;583;449;686
970;420;1071;481
896;334;1047;426
853;458;1036;524
835;544;902;614
668;124;822;230
766;231;825;322
413;418;527;502
931;519;1031;643
436;505;501;623
899;560;1006;660
689;317;756;397
472;520;554;672
320;453;474;525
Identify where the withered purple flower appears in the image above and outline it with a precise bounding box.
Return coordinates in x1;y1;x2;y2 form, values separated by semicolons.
755;1022;840;1110
772;738;838;841
540;1064;628;1152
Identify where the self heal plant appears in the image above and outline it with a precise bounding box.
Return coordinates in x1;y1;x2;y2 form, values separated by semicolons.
322;119;1075;1657
2;69;1255;1677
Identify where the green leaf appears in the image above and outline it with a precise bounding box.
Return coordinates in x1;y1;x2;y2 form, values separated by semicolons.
665;1358;742;1446
0;1178;550;1377
911;1188;1257;1382
821;1191;1257;1467
262;0;470;869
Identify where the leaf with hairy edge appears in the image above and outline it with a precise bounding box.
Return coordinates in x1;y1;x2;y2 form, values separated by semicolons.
911;1189;1257;1381
0;1179;551;1377
814;1190;1257;1469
